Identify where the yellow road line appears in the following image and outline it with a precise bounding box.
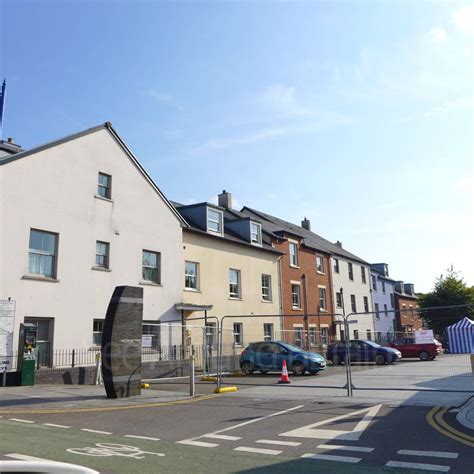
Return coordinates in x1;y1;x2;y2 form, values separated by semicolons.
427;406;474;448
0;393;218;415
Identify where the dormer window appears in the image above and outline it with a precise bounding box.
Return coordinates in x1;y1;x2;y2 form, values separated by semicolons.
207;208;223;235
250;222;262;245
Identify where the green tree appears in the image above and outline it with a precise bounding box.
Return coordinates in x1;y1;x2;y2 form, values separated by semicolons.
419;267;474;336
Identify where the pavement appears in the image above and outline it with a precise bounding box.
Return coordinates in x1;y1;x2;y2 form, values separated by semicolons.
0;384;197;412
456;396;474;431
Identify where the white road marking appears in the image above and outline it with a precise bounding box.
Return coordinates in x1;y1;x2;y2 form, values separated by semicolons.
80;428;112;435
280;404;382;441
397;450;458;459
317;444;374;453
256;439;301;446
302;453;361;463
234;446;282;455
204;434;241;441
6;453;55;462
43;423;71;429
213;405;304;435
9;418;34;424
177;439;219;448
124;435;161;441
386;461;450;472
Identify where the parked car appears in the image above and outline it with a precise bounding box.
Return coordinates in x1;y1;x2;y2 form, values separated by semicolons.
239;341;327;376
386;337;443;360
326;340;402;365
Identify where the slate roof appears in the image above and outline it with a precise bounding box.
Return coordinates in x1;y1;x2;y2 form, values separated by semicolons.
171;201;282;255
240;206;369;264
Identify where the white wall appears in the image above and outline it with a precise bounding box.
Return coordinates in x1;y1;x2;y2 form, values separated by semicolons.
330;256;374;338
371;272;397;335
0;127;183;351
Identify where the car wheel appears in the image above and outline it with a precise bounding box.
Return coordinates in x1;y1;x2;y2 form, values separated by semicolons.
375;354;386;365
332;354;341;365
292;361;305;376
260;370;269;375
241;361;254;375
419;351;429;361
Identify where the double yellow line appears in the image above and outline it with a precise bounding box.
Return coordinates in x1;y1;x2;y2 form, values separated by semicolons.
427;406;474;447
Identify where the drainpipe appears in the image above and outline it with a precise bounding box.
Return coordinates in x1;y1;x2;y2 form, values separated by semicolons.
302;274;309;350
277;255;284;332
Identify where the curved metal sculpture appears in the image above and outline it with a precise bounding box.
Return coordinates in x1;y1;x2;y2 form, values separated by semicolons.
101;286;143;398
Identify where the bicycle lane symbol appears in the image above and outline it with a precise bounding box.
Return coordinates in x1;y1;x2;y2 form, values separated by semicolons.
67;443;165;459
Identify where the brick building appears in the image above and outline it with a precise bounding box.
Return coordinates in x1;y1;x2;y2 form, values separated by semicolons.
240;208;335;350
394;281;423;333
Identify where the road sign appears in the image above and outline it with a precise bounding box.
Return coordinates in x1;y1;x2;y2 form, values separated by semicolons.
0;300;15;372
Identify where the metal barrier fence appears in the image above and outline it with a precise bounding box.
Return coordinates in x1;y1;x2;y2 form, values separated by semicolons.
215;305;474;395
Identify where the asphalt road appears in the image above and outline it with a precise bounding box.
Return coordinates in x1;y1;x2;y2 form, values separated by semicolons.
1;391;473;473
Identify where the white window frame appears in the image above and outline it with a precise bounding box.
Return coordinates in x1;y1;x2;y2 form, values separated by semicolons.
142;250;161;284
361;266;366;284
333;258;340;273
384;304;388;316
184;261;199;291
309;327;317;346
263;323;274;342
350;294;357;312
363;296;369;313
289;241;298;267
207;207;224;235
316;255;325;274
348;262;354;281
321;327;329;346
291;283;301;309
92;319;104;346
229;268;241;299
97;172;112;199
336;292;343;308
233;323;243;346
28;229;58;279
250;222;262;246
372;274;377;291
374;302;380;320
95;241;110;269
382;280;386;293
261;274;272;302
318;286;327;311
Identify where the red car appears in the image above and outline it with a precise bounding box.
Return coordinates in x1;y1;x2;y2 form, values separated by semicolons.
387;337;443;361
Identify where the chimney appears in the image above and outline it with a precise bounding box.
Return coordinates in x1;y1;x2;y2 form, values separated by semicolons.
301;217;311;231
7;137;13;144
218;190;232;209
335;241;343;248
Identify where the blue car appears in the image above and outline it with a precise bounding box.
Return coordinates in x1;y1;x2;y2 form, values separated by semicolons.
239;341;327;376
326;340;402;365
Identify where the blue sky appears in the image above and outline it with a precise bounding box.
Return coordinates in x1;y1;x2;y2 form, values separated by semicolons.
2;0;473;292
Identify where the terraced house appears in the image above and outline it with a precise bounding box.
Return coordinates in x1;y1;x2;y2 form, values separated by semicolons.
370;263;397;339
394;281;422;333
240;207;335;351
172;191;282;350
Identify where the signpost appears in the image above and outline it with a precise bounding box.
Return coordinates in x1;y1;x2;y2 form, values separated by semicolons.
0;300;16;382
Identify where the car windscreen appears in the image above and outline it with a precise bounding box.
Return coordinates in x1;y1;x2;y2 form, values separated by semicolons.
363;340;381;348
280;342;303;353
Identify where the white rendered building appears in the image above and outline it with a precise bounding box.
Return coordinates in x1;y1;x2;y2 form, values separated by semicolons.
0;123;186;361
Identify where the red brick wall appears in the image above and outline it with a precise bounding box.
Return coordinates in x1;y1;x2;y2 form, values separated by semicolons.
273;236;335;343
395;295;423;332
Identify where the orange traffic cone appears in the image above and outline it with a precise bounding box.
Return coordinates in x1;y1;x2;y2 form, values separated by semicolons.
278;359;291;384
